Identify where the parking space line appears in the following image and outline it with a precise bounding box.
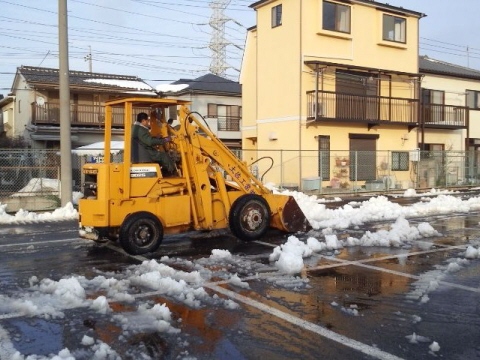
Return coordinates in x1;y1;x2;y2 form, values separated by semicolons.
206;283;404;360
0;238;82;249
253;240;277;247
310;245;480;293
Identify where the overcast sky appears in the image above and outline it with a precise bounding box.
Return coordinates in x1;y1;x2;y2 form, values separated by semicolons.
1;0;479;96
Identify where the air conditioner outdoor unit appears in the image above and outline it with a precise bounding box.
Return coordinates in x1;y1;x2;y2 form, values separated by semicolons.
382;175;396;189
302;177;321;191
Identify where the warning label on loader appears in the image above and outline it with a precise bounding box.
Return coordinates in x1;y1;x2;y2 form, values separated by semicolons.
130;166;157;178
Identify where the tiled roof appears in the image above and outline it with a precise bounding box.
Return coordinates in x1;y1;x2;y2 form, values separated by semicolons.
17;66;154;91
172;73;241;95
419;56;480;81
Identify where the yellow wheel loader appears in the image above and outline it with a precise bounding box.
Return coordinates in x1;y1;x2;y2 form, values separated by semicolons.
78;97;310;255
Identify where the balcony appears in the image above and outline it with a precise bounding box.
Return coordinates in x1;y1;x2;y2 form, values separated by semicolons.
217;116;241;131
307;90;468;130
32;102;150;128
421;104;468;129
307;90;419;130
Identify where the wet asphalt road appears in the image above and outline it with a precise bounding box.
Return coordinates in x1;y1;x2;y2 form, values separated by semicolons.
1;209;480;359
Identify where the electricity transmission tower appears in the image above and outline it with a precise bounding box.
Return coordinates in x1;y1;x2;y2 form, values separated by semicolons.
209;0;231;78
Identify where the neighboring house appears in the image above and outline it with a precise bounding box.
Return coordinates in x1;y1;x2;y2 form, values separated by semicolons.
0;94;14;138
241;0;427;189
170;73;242;150
419;55;480;150
2;66;156;149
418;55;480;185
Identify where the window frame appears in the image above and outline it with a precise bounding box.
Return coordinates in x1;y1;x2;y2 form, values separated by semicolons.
322;0;351;34
207;103;217;118
317;135;330;181
271;4;282;28
466;90;480;110
207;103;242;131
391;151;409;171
382;14;406;43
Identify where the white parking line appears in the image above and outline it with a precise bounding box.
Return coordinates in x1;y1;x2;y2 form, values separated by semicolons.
206;283;404;360
0;238;83;248
309;245;480;293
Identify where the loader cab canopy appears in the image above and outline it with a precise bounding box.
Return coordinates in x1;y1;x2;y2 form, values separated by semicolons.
102;97;192;164
105;97;191;108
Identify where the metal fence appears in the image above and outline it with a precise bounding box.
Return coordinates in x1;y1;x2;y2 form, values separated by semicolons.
240;149;480;194
0;148;478;213
0;149;83;213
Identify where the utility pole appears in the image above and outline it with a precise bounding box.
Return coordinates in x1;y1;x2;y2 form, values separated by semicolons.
84;45;92;72
59;0;72;206
209;0;230;77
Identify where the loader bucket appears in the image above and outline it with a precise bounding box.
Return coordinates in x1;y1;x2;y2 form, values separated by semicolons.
266;194;311;233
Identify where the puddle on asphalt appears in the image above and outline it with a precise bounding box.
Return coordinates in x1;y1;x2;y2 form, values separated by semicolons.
6;318;63;356
237;253;480;359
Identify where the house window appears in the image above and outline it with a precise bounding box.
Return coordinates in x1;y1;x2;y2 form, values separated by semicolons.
271;4;282;28
419;143;444;160
318;135;330;180
207;103;217;117
383;14;406;43
391;151;409;171
207;104;241;131
323;1;351;33
466;90;480;109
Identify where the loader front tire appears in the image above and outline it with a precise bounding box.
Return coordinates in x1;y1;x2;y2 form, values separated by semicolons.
229;194;271;241
119;212;163;255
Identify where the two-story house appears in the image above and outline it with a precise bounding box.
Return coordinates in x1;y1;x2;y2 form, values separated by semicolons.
1;67;243;153
241;0;428;190
418;55;480;186
2;66;156;149
170;73;242;152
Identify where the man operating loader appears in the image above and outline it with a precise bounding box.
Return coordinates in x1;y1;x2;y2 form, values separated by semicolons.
131;112;176;175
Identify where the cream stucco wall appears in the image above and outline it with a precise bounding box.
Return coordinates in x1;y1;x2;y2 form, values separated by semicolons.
11;75;35;140
241;29;258;153
302;0;419;73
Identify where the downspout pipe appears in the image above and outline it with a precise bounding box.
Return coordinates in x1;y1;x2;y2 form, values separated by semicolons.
299;0;303;186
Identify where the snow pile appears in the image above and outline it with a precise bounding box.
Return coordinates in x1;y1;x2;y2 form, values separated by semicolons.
0;202;78;224
269;236;313;274
83;78;153;90
465;246;480;258
269;217;440;275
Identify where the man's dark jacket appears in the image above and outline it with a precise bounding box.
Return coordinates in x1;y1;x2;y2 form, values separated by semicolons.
131;122;175;173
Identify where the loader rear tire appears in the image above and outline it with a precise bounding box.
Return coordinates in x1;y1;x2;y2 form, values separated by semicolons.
119;212;163;255
229;194;271;241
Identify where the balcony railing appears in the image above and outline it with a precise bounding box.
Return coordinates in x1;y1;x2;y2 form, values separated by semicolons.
32;102;150;127
421;104;468;128
307;90;418;125
217;116;241;131
32;103;243;131
307;90;468;129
